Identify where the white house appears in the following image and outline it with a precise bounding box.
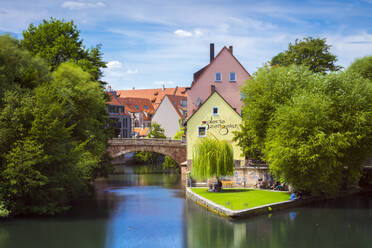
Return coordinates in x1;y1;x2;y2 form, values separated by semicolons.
151;95;187;138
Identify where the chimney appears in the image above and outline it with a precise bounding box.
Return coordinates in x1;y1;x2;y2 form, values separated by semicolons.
162;84;165;91
229;45;233;54
132;86;135;90
107;85;112;92
210;43;215;63
211;85;216;93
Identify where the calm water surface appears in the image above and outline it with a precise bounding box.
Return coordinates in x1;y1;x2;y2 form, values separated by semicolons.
1;171;372;248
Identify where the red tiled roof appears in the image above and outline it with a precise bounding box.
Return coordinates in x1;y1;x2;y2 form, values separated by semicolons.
106;92;123;106
118;97;155;121
166;95;187;119
116;87;188;110
133;127;149;137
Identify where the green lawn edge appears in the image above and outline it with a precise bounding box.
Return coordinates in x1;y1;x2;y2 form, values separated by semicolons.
191;188;292;210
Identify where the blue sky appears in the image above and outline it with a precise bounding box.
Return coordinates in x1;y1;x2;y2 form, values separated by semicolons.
1;0;372;90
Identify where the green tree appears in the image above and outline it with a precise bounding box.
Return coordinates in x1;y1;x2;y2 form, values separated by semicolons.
347;55;372;81
265;72;372;195
234;65;313;159
0;35;50;98
135;122;166;164
21;18;106;81
191;137;234;181
235;63;372;195
147;122;166;138
271;37;341;73
0;36;110;214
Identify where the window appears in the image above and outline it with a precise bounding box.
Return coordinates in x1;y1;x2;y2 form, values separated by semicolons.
144;105;148;110
196;97;201;106
198;126;207;137
212;107;219;116
181;100;187;107
134;105;139;109
215;72;222;82
229;72;236;82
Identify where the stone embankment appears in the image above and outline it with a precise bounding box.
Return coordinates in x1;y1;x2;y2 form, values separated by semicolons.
186;187;361;219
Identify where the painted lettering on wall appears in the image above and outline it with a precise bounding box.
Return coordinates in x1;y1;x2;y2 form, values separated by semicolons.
201;117;239;135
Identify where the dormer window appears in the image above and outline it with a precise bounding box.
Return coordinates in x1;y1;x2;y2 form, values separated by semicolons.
144;105;148;110
134;105;139;109
229;72;236;82
212;107;219;116
215;72;222;82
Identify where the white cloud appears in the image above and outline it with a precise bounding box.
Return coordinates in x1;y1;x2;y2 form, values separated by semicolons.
106;60;123;69
174;29;203;38
327;32;372;68
126;69;138;74
174;29;192;37
194;29;203;37
61;1;105;10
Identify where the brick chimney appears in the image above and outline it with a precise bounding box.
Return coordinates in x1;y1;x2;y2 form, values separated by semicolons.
211;85;216;94
210;43;215;63
229;45;233;54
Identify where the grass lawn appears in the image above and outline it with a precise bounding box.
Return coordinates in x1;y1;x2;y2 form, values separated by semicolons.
191;188;291;210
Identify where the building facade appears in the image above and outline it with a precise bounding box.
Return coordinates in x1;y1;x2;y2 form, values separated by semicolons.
152;95;187;138
186;91;244;167
187;44;251;117
106;91;132;138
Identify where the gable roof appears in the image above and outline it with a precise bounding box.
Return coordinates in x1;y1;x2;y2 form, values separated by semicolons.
184;90;241;125
116;87;188;110
191;46;251;87
166;95;187;119
118;97;155;120
106;92;123;106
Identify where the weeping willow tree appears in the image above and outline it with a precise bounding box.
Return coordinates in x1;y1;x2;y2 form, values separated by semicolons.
191;137;234;181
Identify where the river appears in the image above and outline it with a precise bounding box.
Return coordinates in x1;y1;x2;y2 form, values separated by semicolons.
1;169;372;248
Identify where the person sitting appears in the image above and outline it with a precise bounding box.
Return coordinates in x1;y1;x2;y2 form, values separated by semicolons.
272;181;280;190
208;184;214;192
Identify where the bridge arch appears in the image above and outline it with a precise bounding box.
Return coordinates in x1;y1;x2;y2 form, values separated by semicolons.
107;138;187;165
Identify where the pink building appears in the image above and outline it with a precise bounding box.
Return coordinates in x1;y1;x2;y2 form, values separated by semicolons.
187;44;251;117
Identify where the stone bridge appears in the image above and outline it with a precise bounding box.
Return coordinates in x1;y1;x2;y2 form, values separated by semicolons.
107;138;187;165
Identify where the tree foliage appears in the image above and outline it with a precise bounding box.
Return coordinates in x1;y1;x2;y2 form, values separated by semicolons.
135;122;166;164
192;137;234;180
21;18;106;81
234;65;313;159
271;37;341;73
0;35;110;216
147;122;166;138
235;64;372;195
347;55;372;81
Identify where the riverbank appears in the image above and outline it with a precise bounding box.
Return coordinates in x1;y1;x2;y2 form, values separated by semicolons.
186;187;363;219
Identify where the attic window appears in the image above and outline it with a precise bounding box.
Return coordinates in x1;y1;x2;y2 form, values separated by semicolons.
212;107;219;116
135;105;139;109
198;126;207;137
154;92;158;96
215;72;222;82
144;105;148;110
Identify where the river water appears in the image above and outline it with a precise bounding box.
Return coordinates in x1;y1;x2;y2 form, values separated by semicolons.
1;172;372;248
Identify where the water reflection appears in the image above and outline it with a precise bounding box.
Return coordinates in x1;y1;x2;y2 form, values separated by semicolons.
1;172;372;248
185;192;372;248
